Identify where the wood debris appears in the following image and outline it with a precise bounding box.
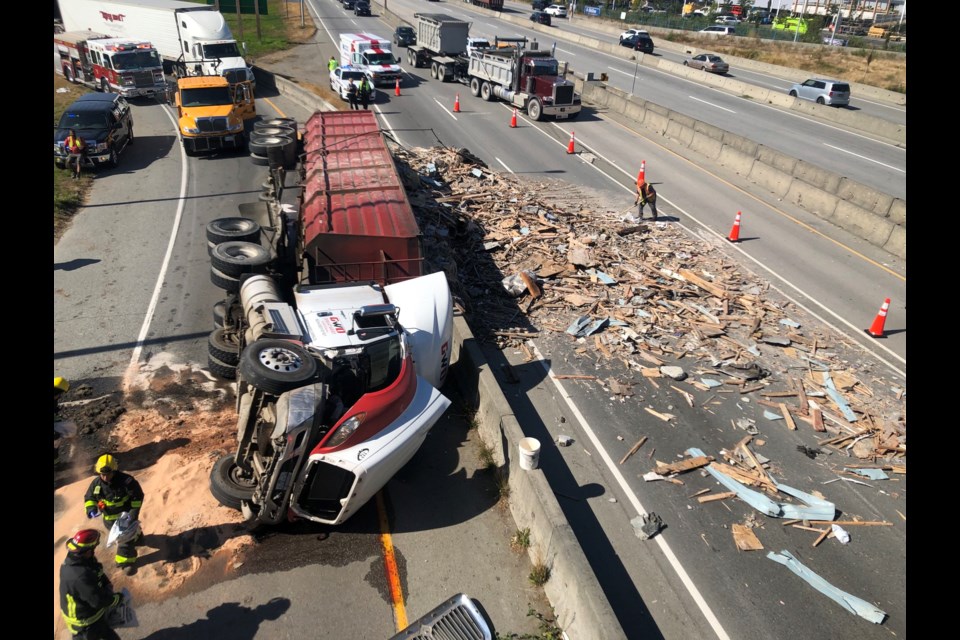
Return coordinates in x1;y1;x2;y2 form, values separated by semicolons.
394;145;906;462
732;524;764;551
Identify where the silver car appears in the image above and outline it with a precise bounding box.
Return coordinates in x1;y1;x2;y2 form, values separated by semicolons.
685;53;729;74
788;78;850;106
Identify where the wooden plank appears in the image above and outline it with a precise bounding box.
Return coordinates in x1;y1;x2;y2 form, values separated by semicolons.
808;520;892;527
670;385;695;408
656;455;713;474
732;524;764;551
812;528;832;547
779;403;797;431
794;376;809;416
519;271;541;298
554;374;597;380
678;268;729;299
618;436;648;465
791;524;830;534
698;491;737;503
740;443;771;483
811;407;826;432
688;488;711;499
644;407;674;422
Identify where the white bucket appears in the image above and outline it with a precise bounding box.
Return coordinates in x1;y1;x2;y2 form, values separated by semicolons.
518;437;541;470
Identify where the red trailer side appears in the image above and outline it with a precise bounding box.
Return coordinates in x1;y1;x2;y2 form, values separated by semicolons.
299;111;423;285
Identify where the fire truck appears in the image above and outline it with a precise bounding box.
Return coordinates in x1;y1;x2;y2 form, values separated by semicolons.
54;31;166;98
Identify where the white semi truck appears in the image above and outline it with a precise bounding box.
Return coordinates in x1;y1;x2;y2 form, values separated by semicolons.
56;0;255;86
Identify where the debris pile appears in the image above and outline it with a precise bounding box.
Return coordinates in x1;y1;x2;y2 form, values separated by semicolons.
394;145;906;462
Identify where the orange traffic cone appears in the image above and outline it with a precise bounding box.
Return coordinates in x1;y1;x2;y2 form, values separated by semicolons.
453;93;461;113
866;298;890;337
510;108;517;128
566;131;575;154
638;160;646;183
395;78;401;97
727;211;742;242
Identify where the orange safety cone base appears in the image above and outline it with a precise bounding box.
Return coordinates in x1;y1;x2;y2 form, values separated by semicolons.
510;109;517;128
454;95;461;112
395;79;401;96
566;133;575;154
727;212;741;242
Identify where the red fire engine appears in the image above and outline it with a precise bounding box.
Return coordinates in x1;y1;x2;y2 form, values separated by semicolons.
55;32;166;98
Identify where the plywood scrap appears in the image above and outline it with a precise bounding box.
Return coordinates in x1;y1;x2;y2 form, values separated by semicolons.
766;550;887;624
644;407;675;422
779;403;797;430
732;524;764;551
698;491;737;504
655;455;712;475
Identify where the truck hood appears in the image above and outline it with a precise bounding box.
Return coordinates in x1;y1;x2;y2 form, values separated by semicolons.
182;104;238;119
54;127;109;146
365;64;401;73
204;55;248;70
385;272;453;389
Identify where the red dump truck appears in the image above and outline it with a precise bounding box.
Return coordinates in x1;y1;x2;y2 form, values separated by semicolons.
205;110;453;527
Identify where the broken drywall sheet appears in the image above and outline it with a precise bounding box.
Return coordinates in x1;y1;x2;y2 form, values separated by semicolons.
687;447;836;521
767;550;887;624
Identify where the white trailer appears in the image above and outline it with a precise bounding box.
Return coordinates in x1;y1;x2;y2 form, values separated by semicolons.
56;0;254;86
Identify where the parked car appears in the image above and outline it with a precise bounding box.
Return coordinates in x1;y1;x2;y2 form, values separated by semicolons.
341;0;355;9
54;92;134;169
619;28;649;43
684;53;729;74
715;15;740;25
619;33;654;53
393;25;416;47
532;0;549;9
788;78;850;106
530;10;552;25
330;65;374;102
543;4;567;17
354;0;371;16
700;25;735;35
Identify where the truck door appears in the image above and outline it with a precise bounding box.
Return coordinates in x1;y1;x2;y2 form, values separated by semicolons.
233;82;257;120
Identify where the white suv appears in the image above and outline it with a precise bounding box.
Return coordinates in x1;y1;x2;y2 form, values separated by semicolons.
715;15;740;25
544;4;567;17
700;25;735;35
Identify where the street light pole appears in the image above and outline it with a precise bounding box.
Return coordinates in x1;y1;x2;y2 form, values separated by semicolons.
794;0;808;43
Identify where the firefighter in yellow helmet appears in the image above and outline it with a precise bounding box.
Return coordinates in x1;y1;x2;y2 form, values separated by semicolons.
60;529;123;639
84;454;145;575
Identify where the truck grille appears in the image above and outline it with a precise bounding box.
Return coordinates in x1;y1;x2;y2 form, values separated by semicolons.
197;117;229;133
132;70;154;87
388;593;492;640
223;68;248;85
554;84;574;105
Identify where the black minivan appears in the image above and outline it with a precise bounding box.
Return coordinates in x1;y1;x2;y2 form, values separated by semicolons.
530;10;551;25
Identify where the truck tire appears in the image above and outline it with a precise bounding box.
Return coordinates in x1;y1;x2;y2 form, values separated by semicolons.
249;135;291;157
208;328;241;366
480;81;494;102
208;353;238;380
101;78;110;93
469;77;481;97
210;453;255;510
406;50;414;66
213;300;226;328
527;98;543;121
250;153;269;166
210;241;273;278
206;218;261;245
438;65;447;82
210;266;240;294
238;339;319;396
430;62;439;79
107;148;119;168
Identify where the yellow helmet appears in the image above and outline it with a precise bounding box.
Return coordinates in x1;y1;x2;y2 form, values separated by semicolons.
95;454;118;474
54;377;70;393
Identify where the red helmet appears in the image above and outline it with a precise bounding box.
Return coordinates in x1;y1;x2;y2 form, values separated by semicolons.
66;529;101;553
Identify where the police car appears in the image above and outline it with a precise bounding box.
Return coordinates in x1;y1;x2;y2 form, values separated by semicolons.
329;65;376;102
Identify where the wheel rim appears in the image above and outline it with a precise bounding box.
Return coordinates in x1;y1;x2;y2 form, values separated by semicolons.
228;464;256;490
258;346;307;373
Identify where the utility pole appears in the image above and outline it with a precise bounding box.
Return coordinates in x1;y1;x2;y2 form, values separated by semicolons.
794;0;808;42
255;0;262;41
235;0;244;43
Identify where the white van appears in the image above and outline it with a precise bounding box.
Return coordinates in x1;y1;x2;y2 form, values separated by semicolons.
700;26;736;35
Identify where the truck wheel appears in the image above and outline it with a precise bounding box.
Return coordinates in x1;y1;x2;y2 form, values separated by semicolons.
430;62;439;79
438;65;447;82
210;453;255;510
107;148;119;168
238;339;319;396
249;135;291;157
406;50;413;66
207;218;261;245
208;353;238;380
469;77;481;97
209;328;242;366
480;81;494;102
101;78;110;93
213;300;226;328
527;98;543;121
211;241;272;278
128;127;134;146
210;266;240;294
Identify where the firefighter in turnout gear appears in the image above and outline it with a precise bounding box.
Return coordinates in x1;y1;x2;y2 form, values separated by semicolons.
60;529;123;639
84;454;144;575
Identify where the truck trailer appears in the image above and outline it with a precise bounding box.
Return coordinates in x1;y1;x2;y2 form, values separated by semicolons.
56;0;255;86
206;110;453;527
54;31;166;98
405;15;580;121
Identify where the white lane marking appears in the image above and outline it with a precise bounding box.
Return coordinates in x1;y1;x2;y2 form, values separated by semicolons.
606;66;633;76
528;341;733;640
496;157;514;173
351;19;357;26
689;95;737;113
824;143;905;173
373;102;404;148
537;113;906;373
433;97;459;121
555;47;574;55
123;105;190;393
